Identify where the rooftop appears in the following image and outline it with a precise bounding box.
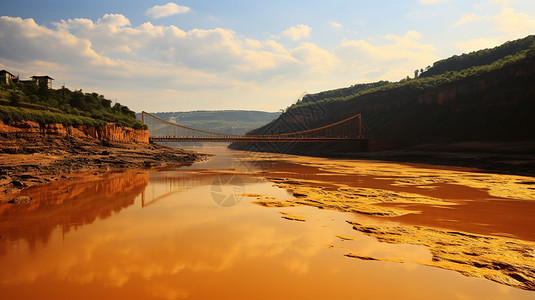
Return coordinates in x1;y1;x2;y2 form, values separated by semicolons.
31;75;54;80
0;70;16;77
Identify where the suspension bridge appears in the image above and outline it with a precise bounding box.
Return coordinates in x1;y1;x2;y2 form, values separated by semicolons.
142;111;364;143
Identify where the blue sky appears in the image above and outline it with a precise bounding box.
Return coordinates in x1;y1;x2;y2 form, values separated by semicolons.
1;0;534;112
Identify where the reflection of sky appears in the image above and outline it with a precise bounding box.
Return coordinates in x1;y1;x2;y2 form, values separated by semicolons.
1;147;534;299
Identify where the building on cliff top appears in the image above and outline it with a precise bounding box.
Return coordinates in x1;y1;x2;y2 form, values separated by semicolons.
0;70;17;85
0;69;54;89
30;75;54;89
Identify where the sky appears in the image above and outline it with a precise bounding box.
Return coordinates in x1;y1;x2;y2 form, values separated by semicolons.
1;0;534;113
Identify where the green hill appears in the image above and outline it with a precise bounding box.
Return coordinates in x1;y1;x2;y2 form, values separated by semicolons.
420;35;535;77
0;82;145;129
236;35;535;143
298;81;390;104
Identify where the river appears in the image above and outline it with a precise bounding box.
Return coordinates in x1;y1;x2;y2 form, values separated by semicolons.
1;144;534;299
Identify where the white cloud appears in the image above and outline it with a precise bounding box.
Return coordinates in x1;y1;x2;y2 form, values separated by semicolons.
453;3;535;52
291;42;340;73
0;15;348;111
51;16;330;75
282;24;311;41
264;40;287;53
245;38;263;49
336;31;438;81
145;2;191;19
329;21;343;29
0;16;114;67
0;16;250;99
55;14;136;55
453;13;481;26
491;7;535;35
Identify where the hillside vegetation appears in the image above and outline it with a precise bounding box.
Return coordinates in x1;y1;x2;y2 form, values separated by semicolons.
0;82;145;129
244;35;535;142
420;35;535;77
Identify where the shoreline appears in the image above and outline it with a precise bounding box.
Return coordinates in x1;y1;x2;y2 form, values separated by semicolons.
230;141;535;178
0;132;208;203
333;141;535;178
3;134;534;204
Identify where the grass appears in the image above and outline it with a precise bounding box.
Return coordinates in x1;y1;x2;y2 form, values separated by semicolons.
0;105;106;127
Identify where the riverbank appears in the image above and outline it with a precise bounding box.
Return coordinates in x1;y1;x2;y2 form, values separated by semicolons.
230;140;535;177
0;132;206;203
331;141;535;177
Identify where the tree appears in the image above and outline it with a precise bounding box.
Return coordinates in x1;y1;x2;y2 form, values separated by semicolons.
8;91;22;106
70;90;85;111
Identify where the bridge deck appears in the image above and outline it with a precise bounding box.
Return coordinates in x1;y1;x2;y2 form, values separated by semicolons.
149;137;362;143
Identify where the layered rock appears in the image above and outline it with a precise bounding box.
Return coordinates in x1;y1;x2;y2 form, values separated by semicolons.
0;120;149;143
97;123;149;144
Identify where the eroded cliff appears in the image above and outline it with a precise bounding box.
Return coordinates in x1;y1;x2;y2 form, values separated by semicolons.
0;120;149;143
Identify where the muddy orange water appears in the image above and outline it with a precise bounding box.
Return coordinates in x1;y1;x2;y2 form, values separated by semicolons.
1;145;534;299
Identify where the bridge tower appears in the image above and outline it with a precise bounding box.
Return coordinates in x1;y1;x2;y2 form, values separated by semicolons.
358;114;363;139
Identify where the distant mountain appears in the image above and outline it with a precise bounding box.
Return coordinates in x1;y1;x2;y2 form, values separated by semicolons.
137;110;280;135
232;35;535;148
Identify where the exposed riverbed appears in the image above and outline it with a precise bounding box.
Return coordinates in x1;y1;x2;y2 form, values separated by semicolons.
1;144;534;299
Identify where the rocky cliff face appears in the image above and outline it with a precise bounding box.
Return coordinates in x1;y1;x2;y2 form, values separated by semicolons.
0;120;149;143
97;123;149;143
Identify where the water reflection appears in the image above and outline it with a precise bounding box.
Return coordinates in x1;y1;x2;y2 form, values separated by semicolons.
0;145;534;299
0;172;148;254
142;171;259;208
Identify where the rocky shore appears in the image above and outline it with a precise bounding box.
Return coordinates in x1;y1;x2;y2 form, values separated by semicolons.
0;130;206;203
